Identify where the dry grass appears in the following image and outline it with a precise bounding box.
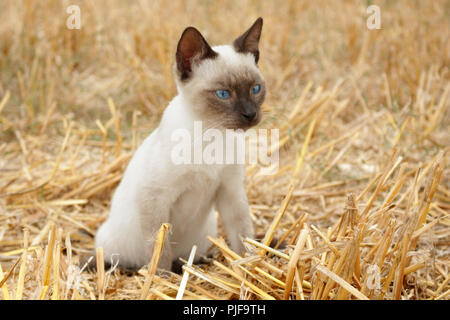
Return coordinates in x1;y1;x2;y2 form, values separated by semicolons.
0;0;449;300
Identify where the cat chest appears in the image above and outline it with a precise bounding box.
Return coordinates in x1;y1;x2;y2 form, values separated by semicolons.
170;173;220;222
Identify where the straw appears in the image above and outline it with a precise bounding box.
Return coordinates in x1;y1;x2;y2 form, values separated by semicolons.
140;223;170;300
0;0;448;301
176;245;197;300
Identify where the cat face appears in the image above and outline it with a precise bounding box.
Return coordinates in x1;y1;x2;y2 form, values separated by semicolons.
174;18;265;130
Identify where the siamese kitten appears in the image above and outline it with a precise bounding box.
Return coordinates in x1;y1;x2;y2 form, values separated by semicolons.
95;18;266;272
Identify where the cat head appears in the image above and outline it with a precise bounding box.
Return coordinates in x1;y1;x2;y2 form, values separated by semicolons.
174;18;265;130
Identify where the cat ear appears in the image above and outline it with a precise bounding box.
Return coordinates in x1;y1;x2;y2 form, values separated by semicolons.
233;17;263;64
176;27;217;80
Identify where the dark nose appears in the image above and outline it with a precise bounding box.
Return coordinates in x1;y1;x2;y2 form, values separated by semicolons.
241;111;256;122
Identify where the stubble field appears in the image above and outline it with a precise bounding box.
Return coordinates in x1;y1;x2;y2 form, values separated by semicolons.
0;0;449;300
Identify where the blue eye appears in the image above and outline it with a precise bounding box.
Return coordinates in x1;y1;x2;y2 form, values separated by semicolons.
216;90;230;99
252;84;261;94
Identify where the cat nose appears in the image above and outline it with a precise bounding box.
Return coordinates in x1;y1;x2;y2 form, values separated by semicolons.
241;111;257;122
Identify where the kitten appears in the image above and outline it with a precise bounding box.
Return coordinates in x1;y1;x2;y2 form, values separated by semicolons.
94;18;266;272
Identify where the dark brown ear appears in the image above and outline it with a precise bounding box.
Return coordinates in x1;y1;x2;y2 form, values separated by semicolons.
176;27;217;81
233;17;263;63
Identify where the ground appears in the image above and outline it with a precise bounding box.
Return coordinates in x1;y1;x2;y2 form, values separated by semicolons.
0;0;449;300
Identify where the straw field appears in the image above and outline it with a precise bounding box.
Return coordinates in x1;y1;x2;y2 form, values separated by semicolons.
0;0;449;300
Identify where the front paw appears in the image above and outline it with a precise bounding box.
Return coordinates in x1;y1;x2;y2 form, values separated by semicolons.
229;237;247;255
